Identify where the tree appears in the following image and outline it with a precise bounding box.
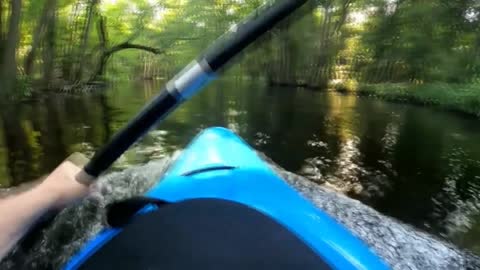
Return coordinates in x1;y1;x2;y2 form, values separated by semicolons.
90;15;165;80
0;0;478;93
357;0;480;83
0;0;22;95
263;0;356;89
42;0;56;87
23;0;56;76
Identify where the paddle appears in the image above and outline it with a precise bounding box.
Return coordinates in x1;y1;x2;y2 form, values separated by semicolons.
12;0;309;256
77;0;308;183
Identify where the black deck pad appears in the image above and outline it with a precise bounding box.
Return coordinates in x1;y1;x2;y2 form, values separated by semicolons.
79;198;332;270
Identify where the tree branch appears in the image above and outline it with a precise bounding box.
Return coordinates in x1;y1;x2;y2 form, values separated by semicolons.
106;42;164;56
91;42;164;80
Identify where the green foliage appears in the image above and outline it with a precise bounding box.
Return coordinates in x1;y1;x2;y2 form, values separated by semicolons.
15;76;34;98
357;0;480;83
0;0;478;109
358;83;480;117
330;79;358;93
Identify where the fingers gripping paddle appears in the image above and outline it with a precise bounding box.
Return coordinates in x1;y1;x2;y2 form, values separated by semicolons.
76;0;308;183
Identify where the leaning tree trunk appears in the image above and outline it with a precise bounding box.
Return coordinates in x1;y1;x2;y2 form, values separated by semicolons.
42;2;56;88
74;0;98;82
93;15;108;79
0;0;4;46
24;0;56;76
0;0;4;66
0;0;22;95
61;0;82;80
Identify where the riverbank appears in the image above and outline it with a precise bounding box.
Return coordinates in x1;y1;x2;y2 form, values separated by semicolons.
334;82;480;117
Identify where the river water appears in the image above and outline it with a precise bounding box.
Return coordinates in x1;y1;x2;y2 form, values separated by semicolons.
1;78;480;258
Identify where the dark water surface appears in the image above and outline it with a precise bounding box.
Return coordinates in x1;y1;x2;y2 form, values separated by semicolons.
1;78;480;255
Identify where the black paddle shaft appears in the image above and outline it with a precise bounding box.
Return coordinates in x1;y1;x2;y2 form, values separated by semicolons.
83;0;308;178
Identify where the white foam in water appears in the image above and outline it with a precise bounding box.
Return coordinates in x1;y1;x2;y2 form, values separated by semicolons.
1;153;479;269
271;166;480;269
1;158;172;269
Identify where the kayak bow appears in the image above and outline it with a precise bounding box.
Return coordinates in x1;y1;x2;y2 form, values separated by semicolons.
65;127;389;270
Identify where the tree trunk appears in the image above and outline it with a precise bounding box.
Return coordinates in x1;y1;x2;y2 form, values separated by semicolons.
0;0;4;65
42;0;56;88
0;0;4;42
0;0;22;95
143;56;147;79
308;0;352;89
61;0;82;79
93;15;108;79
74;0;98;81
24;0;56;76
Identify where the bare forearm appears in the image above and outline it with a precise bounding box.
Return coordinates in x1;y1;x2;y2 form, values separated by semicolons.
0;159;90;261
0;185;56;259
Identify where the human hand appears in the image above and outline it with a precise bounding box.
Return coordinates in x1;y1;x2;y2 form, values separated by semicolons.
37;154;94;209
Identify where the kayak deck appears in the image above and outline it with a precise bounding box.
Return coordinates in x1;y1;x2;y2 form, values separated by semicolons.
65;127;388;270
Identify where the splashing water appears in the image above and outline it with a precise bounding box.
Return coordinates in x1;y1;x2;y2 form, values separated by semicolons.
269;155;480;270
1;153;479;270
1;158;172;269
280;170;480;269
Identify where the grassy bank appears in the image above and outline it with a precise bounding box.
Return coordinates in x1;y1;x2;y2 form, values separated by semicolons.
333;82;480;117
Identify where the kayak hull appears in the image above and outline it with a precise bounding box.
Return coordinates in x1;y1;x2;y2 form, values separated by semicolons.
65;127;389;270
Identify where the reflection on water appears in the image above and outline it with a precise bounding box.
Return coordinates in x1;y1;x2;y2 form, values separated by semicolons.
1;78;480;254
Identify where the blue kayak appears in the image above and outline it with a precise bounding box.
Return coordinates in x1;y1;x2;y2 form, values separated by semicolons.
65;127;389;270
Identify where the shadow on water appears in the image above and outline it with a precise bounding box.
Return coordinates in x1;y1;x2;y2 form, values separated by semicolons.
1;78;480;259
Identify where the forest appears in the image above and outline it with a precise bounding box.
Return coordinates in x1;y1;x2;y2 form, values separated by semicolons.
0;0;479;112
